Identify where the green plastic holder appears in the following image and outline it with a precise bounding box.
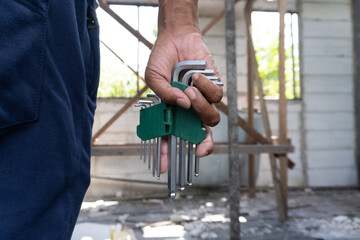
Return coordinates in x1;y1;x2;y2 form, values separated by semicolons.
136;81;205;144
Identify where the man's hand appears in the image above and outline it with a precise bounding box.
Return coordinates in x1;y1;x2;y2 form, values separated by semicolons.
145;0;223;172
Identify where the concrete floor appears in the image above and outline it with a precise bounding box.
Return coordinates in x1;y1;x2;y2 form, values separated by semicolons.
73;188;360;240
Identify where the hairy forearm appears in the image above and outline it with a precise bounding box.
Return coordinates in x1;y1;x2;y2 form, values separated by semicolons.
158;0;200;36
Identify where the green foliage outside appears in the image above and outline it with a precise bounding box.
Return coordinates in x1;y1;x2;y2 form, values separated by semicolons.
97;67;153;98
98;9;300;100
97;21;157;98
253;12;301;100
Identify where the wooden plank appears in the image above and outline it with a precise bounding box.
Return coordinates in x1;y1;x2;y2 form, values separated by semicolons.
202;10;224;36
245;0;286;219
201;0;241;36
214;144;294;154
216;101;269;144
279;0;287;143
215;101;295;168
99;0;154;50
91;144;295;156
267;111;300;132
245;0;256;199
278;0;288;220
225;0;240;238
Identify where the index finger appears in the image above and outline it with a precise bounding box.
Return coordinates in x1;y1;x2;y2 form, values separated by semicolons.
191;73;223;103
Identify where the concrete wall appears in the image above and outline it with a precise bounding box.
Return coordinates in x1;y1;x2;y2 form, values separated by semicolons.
300;0;356;186
88;0;357;197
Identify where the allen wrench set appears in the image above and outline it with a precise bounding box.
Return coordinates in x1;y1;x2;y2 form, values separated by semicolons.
135;60;223;198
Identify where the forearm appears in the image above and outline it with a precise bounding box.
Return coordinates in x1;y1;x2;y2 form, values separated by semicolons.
158;0;200;36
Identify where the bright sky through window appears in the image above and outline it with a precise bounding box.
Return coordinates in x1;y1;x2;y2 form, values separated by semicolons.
96;5;158;98
252;11;300;99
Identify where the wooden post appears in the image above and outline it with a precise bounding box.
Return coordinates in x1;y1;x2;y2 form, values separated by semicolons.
278;0;288;219
244;0;287;219
245;0;256;199
225;0;240;239
352;0;360;188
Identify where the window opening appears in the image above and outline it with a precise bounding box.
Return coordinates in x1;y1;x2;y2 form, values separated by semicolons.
251;11;300;100
97;5;158;98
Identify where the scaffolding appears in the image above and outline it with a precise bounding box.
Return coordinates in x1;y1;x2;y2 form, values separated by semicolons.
92;0;293;237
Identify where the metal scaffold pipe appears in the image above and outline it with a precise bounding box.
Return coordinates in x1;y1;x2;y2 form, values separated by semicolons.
225;0;240;239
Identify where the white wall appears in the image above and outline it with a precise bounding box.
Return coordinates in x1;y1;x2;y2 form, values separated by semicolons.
300;0;356;186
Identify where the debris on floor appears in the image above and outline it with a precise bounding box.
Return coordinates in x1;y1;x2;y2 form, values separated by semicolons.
71;222;136;240
290;215;360;239
73;188;360;240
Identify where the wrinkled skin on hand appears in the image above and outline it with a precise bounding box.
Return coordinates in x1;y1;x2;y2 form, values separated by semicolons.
145;32;223;173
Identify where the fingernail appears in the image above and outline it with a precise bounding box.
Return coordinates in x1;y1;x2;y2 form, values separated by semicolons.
192;73;199;81
187;88;196;100
176;98;188;109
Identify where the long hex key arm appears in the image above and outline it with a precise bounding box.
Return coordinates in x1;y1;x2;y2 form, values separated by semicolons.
147;94;162;179
168;61;208;198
